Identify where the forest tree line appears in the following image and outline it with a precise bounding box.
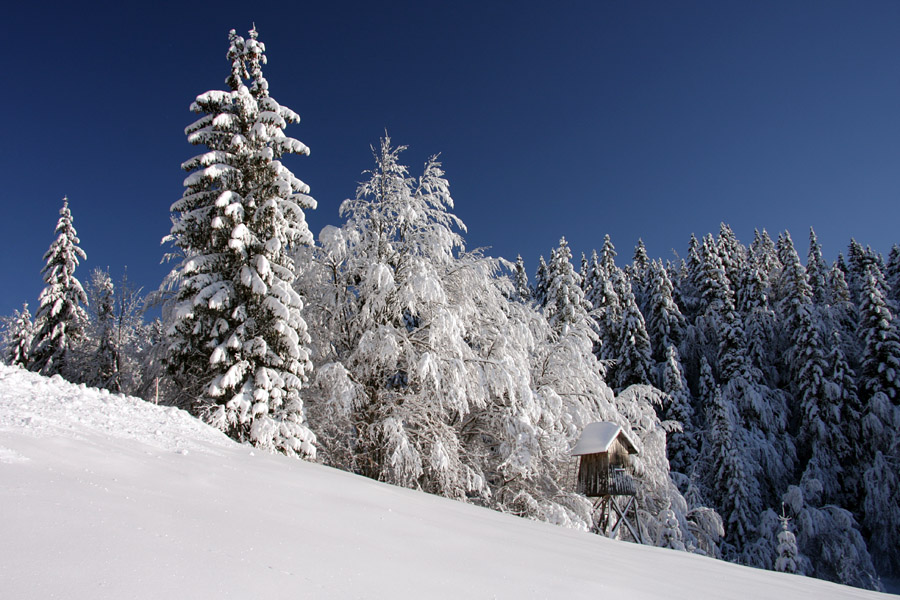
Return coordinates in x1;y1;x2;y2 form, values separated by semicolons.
2;27;898;592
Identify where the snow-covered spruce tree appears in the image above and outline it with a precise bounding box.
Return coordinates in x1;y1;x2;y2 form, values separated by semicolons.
806;228;829;306
856;265;900;576
579;252;589;291
586;261;623;368
628;239;651;312
689;234;731;370
658;503;687;551
660;345;698;478
599;234;617;276
798;342;853;506
533;255;549;306
703;385;759;562
777;235;830;467
581;249;602;301
3;304;34;367
886;244;900;308
774;509;799;575
513;254;531;303
738;265;777;387
676;233;704;321
644;259;686;363
821;332;863;503
162;28;316;457
846;239;882;305
824;261;859;366
857;265;900;405
30;197;88;377
716;224;748;302
863;446;900;577
543;237;593;337
717;249;791;519
749;229;781;284
782;482;882;590
612;273;653;391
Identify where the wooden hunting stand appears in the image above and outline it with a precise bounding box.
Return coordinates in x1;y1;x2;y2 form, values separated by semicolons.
572;422;645;544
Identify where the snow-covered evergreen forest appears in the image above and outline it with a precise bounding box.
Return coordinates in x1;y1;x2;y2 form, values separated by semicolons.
3;28;899;592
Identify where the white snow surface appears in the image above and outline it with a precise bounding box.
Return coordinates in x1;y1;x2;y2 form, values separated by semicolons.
0;364;893;599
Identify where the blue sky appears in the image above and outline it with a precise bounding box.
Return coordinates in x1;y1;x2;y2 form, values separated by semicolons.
3;1;899;318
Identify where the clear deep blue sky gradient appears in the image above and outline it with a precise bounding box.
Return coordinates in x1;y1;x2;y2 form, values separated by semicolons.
3;1;899;318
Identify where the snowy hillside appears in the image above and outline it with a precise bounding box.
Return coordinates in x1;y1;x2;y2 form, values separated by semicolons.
0;364;892;599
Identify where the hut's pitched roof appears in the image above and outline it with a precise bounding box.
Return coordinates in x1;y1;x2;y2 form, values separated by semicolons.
571;422;639;456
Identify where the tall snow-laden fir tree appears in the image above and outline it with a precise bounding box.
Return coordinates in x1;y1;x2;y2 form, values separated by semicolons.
599;234;617;276
857;266;900;576
4;304;34;367
543;238;593;337
163;27;316;457
581;249;602;303
30;197;88;377
777;235;829;466
806;228;828;306
799;335;853;506
631;239;649;275
694;233;732;348
533;255;549;306
886;244;900;308
629;239;650;311
644;259;686;362
824;331;862;496
738;265;776;386
660;345;698;477
579;252;589;290
749;229;781;282
611;273;653;390
857;265;900;404
716;224;748;302
704;385;759;562
513;254;531;302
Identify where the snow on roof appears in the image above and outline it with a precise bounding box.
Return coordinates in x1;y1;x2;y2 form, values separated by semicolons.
571;421;639;456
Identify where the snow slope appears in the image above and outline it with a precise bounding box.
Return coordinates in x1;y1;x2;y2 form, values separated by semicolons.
0;364;893;599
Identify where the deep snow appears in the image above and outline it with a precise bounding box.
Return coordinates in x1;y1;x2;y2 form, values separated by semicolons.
0;364;893;599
